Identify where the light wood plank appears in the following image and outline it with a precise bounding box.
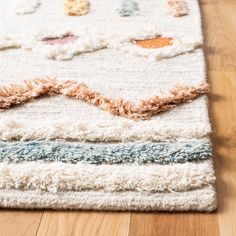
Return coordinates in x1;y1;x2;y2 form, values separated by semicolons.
200;2;236;71
210;71;236;236
200;0;236;5
0;210;43;236
37;211;130;236
129;212;219;236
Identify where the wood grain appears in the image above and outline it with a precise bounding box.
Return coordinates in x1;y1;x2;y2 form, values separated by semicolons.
37;211;130;236
0;210;43;236
210;71;236;236
200;0;236;71
1;1;236;235
129;212;219;236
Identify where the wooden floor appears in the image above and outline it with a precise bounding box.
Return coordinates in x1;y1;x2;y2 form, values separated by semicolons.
1;0;236;235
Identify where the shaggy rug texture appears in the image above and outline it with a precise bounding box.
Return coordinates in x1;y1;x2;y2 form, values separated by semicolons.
0;0;216;211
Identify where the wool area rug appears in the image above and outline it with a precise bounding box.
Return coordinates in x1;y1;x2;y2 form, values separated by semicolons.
0;0;216;211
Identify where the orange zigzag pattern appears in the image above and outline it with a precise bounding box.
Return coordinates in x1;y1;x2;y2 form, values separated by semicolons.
0;78;209;120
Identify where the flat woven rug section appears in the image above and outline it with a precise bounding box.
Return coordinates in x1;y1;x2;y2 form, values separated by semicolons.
0;0;217;211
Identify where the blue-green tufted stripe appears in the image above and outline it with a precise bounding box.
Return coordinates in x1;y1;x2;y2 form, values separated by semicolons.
0;140;212;164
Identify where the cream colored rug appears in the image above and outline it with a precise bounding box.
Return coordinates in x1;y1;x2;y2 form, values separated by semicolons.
0;0;216;211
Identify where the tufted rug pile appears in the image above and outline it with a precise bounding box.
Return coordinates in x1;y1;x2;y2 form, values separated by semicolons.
0;0;216;211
